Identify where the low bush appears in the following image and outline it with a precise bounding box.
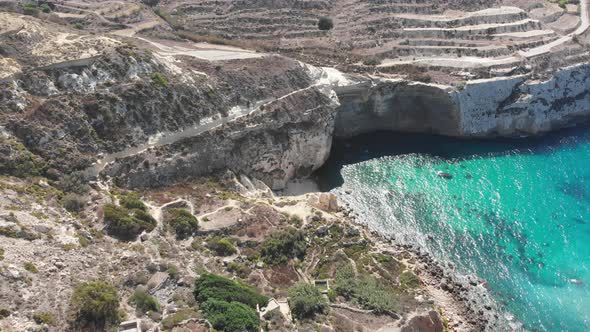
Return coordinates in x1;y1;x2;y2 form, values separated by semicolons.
22;3;40;16
33;311;56;326
164;208;198;239
227;261;251;279
363;58;381;66
288;283;328;319
24;262;38;273
559;0;569;9
206;237;237;256
166;265;179;280
161;308;200;330
69;282;119;328
260;228;307;265
103;204;156;240
194;273;268;309
201;299;259;332
151;72;168;87
335;264;397;314
129;288;160;313
119;193;147;211
399;271;420;290
318;16;334;31
40;3;51;13
62;193;85;212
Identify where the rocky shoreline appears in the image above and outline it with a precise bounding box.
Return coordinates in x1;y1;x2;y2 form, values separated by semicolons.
334;195;519;332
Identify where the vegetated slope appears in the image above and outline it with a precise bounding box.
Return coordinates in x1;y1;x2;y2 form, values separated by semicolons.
0;11;336;189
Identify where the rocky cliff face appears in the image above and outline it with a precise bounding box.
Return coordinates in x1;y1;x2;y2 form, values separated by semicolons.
333;80;460;137
333;62;590;139
104;86;339;190
454;63;590;136
0;38;339;190
2;9;589;191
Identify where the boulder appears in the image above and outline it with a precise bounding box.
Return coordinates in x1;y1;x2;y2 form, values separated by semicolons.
309;193;339;212
401;310;445;332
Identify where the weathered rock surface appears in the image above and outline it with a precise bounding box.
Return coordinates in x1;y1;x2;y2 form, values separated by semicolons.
1;11;590;191
104;85;339;190
334;62;590;138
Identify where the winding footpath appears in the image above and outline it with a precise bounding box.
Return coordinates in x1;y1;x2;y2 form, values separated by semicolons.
519;0;589;57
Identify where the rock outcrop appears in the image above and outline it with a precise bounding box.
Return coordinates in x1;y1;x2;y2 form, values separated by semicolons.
333;62;590;138
104;85;339;190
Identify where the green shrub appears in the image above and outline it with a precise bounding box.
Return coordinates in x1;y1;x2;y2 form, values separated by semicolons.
399;271;420;290
40;3;51;13
69;282;119;328
194;273;268;309
334;264;356;298
103;204;156;240
24;262;38;273
0;248;4;261
335;264;397;314
151;72;168;87
558;0;569;9
62;193;85;212
288;283;328;319
0;138;47;177
129;289;160;313
327;288;337;302
164;208;198;239
201;299;259;332
32;311;56;325
206;237;237;256
119;193;146;211
260;228;306;265
363;58;381;66
227;261;251;279
161;308;200;330
318;16;334;31
0;308;10;318
166;265;179;279
353;276;397;313
22;3;40;16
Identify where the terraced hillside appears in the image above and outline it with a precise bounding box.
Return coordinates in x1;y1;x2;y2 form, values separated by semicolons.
156;0;588;70
23;0;589;75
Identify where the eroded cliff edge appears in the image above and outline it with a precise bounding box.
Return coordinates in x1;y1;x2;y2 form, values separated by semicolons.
3;53;588;190
334;62;590;138
105;61;590;189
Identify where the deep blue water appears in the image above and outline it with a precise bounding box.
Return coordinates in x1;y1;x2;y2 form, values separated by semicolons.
317;126;590;331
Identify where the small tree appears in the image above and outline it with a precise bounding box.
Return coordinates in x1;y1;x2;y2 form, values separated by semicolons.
206;237;237;256
260;228;307;265
103;204;156;240
288;283;328;319
201;299;259;332
62;193;85;212
194;273;268;309
318;17;334;31
69;282;119;329
164;208;198;239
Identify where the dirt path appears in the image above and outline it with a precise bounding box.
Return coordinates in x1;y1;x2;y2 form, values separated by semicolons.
379;1;590;69
520;0;589;57
145;198;195;230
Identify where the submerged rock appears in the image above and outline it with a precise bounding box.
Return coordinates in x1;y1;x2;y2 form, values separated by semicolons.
437;171;453;179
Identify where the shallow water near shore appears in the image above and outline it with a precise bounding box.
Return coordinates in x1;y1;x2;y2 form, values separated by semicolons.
316;126;590;331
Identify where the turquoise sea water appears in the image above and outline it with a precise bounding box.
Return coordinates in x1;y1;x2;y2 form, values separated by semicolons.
318;127;590;331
